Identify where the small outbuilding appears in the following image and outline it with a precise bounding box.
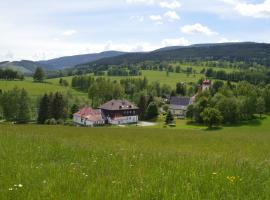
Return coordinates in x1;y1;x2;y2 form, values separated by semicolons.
73;107;105;127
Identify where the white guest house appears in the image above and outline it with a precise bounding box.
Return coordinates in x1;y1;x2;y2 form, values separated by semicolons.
99;99;139;125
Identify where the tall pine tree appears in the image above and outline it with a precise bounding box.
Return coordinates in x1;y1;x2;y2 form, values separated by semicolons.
138;94;147;120
37;94;51;124
17;89;31;124
33;67;45;82
52;92;67;120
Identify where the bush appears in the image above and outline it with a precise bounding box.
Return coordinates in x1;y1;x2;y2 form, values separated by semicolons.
45;118;57;125
57;119;64;125
145;102;159;120
168;124;176;127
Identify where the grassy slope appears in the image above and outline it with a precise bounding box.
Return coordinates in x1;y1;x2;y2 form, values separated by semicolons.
0;117;270;199
0;77;87;98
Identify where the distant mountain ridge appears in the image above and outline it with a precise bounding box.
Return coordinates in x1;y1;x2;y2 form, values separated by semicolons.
37;51;126;70
76;42;270;69
1;42;270;74
0;51;127;74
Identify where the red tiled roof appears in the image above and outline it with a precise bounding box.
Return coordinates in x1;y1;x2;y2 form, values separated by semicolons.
74;107;103;122
203;80;211;85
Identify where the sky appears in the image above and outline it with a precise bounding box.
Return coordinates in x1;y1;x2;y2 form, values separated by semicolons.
0;0;269;61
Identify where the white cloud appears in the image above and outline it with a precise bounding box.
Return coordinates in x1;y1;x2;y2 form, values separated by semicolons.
61;30;78;36
219;37;240;43
160;0;181;9
149;15;163;21
222;0;270;18
126;0;181;9
0;51;14;61
181;23;218;36
162;38;189;46
164;11;180;21
126;0;155;5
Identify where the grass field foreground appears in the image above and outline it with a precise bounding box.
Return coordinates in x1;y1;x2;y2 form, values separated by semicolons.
1;117;270;199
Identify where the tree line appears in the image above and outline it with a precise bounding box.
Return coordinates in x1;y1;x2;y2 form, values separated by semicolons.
204;68;270;85
71;75;194;107
0;69;24;80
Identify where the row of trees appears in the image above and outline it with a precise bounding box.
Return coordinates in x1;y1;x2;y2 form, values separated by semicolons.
187;81;270;128
107;67;142;76
0;69;24;80
205;68;269;85
0;87;85;124
0;88;31;123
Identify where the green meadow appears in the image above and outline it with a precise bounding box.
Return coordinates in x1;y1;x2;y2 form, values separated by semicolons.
0;70;204;98
1;116;270;199
49;70;204;88
0;78;87;98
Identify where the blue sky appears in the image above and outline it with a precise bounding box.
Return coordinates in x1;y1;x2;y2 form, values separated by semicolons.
0;0;269;61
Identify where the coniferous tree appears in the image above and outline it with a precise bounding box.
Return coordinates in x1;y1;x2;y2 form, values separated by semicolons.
70;104;79;119
52;92;67;120
33;67;45;82
37;94;51;124
17;89;31;124
165;110;174;125
138;94;147;120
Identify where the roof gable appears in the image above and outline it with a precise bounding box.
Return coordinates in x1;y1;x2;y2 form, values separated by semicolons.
74;107;101;116
74;107;104;122
99;99;138;111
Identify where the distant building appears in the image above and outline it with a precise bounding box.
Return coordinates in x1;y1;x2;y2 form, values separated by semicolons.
99;99;139;125
73;107;105;127
202;80;211;91
169;96;195;119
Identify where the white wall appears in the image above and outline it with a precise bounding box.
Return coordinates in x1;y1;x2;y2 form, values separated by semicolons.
109;116;138;125
73;115;104;127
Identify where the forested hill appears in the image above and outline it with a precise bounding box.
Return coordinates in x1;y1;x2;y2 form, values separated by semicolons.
76;42;270;69
38;51;126;70
0;51;127;74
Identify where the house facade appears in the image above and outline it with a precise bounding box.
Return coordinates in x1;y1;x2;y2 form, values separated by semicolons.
73;107;105;127
169;96;195;119
99;99;139;125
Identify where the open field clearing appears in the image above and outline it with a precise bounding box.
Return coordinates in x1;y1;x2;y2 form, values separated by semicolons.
0;116;270;199
0;78;87;98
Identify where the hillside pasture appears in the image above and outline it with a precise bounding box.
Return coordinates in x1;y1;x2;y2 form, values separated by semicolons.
0;116;270;199
0;78;87;98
